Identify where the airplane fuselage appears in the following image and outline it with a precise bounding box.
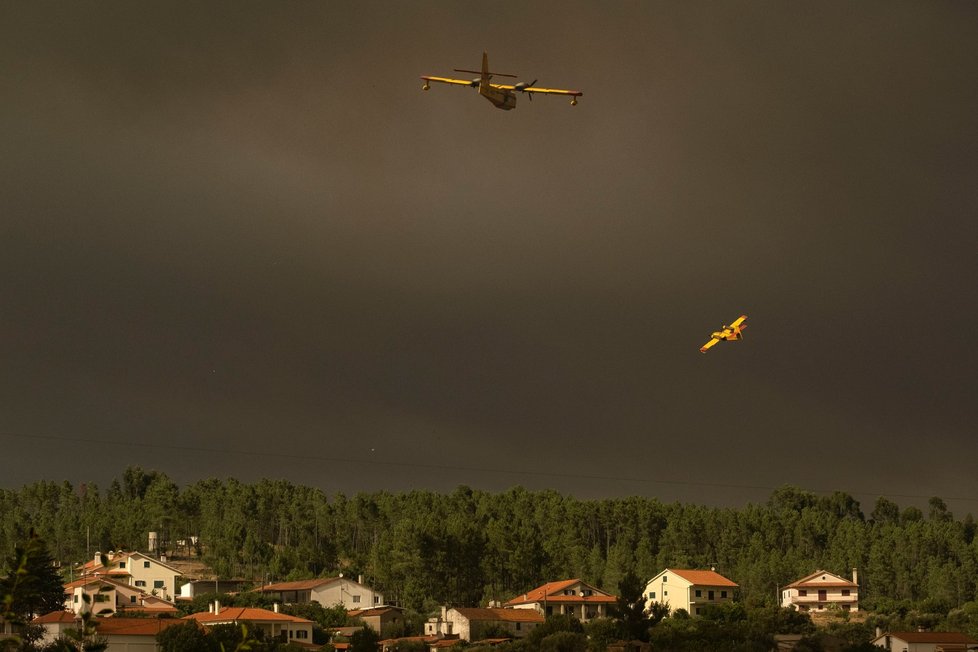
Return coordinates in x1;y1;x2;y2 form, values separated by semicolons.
479;83;517;110
712;326;743;341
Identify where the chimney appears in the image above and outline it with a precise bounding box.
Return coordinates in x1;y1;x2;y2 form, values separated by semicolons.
209;603;214;614
441;606;447;621
875;627;882;638
273;603;280;613
358;574;364;585
94;551;102;567
214;600;221;614
852;568;858;587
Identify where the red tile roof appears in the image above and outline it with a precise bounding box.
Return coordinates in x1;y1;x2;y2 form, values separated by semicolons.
64;576;133;591
785;570;856;589
504;580;616;606
349;607;402;617
94;618;185;637
454;608;544;623
667;569;738;587
259;577;342;592
432;639;464;648
185;607;312;624
885;631;978;644
33;611;78;624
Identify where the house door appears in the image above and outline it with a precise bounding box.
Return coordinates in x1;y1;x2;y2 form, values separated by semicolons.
708;590;714;600
818;590;827;601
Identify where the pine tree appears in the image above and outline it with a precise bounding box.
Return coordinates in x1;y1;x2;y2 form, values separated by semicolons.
0;529;66;620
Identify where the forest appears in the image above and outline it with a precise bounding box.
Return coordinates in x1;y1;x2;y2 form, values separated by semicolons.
1;467;976;621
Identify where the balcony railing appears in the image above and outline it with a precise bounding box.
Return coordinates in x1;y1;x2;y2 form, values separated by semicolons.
787;595;858;604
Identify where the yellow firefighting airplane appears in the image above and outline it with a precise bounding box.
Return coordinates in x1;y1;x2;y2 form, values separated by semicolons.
421;52;583;110
700;315;748;353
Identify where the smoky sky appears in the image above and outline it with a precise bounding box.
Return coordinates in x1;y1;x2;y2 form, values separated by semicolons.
2;1;977;513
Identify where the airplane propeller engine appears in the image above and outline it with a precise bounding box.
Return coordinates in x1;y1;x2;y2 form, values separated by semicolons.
514;79;538;99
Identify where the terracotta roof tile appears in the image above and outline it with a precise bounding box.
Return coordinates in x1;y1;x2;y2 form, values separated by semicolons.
454;608;544;623
33;611;77;624
885;632;977;644
785;570;856;589
94;618;185;637
185;607;312;624
504;580;616;606
667;569;738;587
260;577;342;592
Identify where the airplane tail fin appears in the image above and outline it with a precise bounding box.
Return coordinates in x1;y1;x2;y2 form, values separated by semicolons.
453;52;517;88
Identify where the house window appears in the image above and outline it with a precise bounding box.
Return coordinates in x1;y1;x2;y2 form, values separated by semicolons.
663;591;668;596
695;590;702;597
695;608;701;615
799;590;807;597
583;589;592;597
842;590;850;596
374;596;380;604
296;631;308;639
650;592;656;599
130;596;137;604
662;576;667;583
135;581;146;587
154;580;164;589
118;562;126;569
94;594;109;603
74;595;79;603
516;623;521;631
721;591;727;598
144;561;151;568
352;595;361;603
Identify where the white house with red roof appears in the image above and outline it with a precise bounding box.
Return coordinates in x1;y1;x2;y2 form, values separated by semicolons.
79;551;182;602
781;569;859;613
33;612;185;648
258;575;383;610
64;576;178;617
185;602;316;647
643;569;738;616
871;630;978;652
425;606;544;641
504;579;616;622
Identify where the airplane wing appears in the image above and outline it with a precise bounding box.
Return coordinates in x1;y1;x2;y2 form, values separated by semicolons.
495;83;583;97
700;338;721;353
522;86;583;97
421;76;476;87
729;315;748;329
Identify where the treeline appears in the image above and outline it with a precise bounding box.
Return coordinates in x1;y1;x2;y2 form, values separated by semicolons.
1;468;976;614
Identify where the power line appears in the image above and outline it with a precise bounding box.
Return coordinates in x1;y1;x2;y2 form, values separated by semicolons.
2;431;976;506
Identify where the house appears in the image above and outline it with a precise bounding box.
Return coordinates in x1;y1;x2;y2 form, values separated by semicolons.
871;630;978;652
33;612;185;649
643;569;738;616
258;575;384;609
78;551;182;602
178;578;252;600
1;616;27;648
349;606;407;634
31;611;78;646
64;576;178;617
504;579;616;622
425;606;544;641
185;601;316;648
781;569;859;612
